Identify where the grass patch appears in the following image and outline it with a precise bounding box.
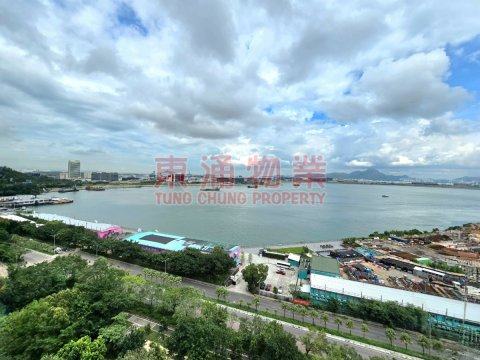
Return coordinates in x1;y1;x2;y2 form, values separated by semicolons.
212;299;441;360
12;235;53;255
266;246;310;255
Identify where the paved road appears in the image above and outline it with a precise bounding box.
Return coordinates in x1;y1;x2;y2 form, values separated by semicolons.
74;251;442;359
220;305;421;360
25;250;480;359
128;308;417;359
23;249;56;266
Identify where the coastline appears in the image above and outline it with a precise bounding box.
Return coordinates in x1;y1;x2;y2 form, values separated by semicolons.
44;179;480;194
243;240;344;254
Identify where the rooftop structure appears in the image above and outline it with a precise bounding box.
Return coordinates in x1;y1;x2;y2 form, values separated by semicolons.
310;273;480;325
0;214;37;224
126;231;240;263
389;235;411;244
31;213;123;239
329;249;363;262
288;253;301;266
310;256;340;277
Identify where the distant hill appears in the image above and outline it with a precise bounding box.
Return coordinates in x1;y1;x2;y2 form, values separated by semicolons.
328;168;412;181
0;166;73;196
453;176;480;184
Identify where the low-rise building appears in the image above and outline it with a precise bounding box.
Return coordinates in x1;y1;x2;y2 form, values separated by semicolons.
288;253;301;267
310;255;340;278
310;273;480;344
126;231;241;264
31;213;123;239
91;172;119;182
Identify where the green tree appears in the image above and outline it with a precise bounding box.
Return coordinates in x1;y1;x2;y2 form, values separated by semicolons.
0;228;10;242
343;298;428;331
238;319;305;360
345;319;354;335
167;309;233;359
0;255;88;311
215;286;228;301
119;343;171;360
76;258;131;330
289;303;297;320
0;292;73;358
385;328;396;346
301;331;328;356
400;332;411;350
310;309;319;326
432;339;444;353
252;295;260;312
325;344;363;360
298;305;308;323
241;264;268;293
335;317;343;332
281;302;289;318
325;298;341;313
321;313;329;329
55;336;107;360
159;286;201;315
417;335;431;355
361;323;369;338
99;313;145;358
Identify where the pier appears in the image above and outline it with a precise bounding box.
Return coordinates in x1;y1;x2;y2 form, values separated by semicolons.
0;195;73;208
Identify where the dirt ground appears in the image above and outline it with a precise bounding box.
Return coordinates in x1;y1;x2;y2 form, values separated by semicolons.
231;252;299;296
360;260;423;282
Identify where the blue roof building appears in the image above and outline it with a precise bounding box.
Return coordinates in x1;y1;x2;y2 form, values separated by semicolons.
125;231;241;263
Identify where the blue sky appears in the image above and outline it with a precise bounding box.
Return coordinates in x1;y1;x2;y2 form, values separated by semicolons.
115;2;148;37
0;0;479;179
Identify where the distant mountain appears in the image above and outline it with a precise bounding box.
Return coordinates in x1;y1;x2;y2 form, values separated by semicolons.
453;176;480;184
328;168;412;182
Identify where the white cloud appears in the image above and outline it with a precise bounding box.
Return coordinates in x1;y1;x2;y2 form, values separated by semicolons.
0;0;479;177
323;50;471;121
347;160;374;167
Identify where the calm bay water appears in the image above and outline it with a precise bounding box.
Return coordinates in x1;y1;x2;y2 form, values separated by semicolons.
36;183;480;247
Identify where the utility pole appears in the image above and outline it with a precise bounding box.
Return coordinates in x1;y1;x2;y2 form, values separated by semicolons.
52;233;57;255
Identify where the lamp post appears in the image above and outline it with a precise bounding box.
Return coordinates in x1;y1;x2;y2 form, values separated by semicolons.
164;259;168;273
52;233;57;255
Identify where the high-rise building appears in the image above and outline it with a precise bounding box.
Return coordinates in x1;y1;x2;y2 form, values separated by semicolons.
68;160;81;179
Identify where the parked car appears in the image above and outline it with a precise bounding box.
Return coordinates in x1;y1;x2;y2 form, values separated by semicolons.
265;284;272;291
278;286;283;294
276;270;286;275
260;282;266;290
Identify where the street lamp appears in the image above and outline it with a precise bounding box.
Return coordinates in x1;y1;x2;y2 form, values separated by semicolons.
164;259;168;273
52;233;58;255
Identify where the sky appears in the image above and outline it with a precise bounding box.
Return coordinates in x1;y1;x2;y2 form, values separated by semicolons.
0;0;480;179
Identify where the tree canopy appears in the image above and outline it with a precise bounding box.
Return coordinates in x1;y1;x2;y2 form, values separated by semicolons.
241;263;268;293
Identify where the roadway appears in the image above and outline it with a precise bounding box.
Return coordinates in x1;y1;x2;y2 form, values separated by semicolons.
16;247;478;358
74;251;436;359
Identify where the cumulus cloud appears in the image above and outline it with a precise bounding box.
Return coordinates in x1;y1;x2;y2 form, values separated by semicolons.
323;50;471;121
0;0;479;177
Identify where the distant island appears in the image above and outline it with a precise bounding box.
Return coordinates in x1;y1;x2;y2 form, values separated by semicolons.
327;168;480;189
328;168;412;182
